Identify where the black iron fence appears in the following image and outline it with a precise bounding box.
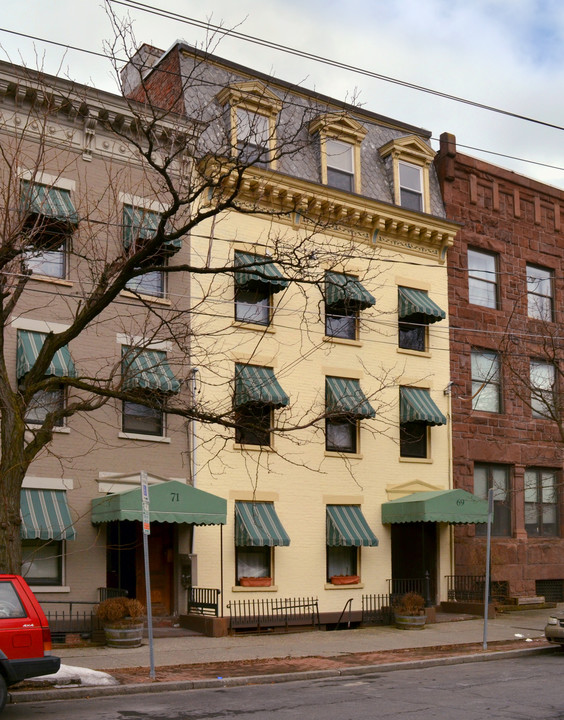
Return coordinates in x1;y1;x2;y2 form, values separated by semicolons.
187;587;220;617
387;573;435;607
361;594;394;626
445;575;509;603
227;596;320;632
42;601;102;643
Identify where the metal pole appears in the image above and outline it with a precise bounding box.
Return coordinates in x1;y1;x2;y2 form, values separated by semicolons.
140;471;155;679
483;487;494;650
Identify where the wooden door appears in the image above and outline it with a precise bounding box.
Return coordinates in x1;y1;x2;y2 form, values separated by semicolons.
135;522;175;615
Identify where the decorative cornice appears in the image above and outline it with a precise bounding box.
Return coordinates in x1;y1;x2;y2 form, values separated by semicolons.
309;112;368;143
379;135;435;167
203;160;458;262
216;80;283;116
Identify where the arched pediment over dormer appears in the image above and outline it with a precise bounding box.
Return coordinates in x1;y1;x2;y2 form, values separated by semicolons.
216;80;282;116
308;112;368;143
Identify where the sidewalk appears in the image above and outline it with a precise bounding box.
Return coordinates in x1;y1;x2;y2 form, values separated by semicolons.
54;606;553;671
9;607;558;706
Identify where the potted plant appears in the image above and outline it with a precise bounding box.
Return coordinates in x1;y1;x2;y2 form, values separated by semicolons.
95;596;145;647
393;591;426;630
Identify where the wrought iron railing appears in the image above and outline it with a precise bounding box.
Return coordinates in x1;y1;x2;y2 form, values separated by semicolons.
361;594;394;626
227;596;320;632
42;600;102;643
387;573;434;607
445;575;509;603
187;587;220;617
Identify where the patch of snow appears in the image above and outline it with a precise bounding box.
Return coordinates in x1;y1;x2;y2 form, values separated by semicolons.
28;664;119;687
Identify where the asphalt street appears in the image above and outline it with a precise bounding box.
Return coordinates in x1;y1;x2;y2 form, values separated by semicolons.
6;653;564;719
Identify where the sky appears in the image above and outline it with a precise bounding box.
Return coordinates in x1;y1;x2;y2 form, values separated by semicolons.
1;0;564;188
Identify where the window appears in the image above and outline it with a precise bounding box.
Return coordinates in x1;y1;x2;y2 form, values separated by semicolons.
21;540;63;586
397;287;445;352
398;161;423;212
125;261;166;298
471;350;501;412
234;364;289;447
474;464;511;536
468;249;498;309
234;252;288;327
21;181;77;280
400;421;428;458
25;387;65;427
122;400;163;436
525;468;559;537
325;377;375;454
121;346;180;437
399;387;446;459
530;360;555;419
325;272;375;341
236;108;270;166
235;404;271;446
326;417;357;453
326;138;354;192
236;546;271;583
327;546;357;581
527;264;553;321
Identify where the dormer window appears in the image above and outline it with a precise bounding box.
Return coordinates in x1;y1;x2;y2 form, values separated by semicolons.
379;135;435;214
309;113;367;195
216;81;282;170
326;139;354;192
399;161;423;212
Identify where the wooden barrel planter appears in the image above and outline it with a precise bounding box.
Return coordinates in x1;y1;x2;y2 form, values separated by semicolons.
394;614;426;630
104;622;144;648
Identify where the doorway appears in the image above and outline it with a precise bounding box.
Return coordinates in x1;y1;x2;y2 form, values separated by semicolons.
391;522;437;603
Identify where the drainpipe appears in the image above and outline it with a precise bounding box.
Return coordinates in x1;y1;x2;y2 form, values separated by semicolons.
190;367;198;559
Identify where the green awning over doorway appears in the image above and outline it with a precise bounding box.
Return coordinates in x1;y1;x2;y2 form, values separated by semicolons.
400;387;446;426
398;287;445;323
91;480;227;525
381;489;489;524
20;489;76;541
235;501;290;547
326;505;379;547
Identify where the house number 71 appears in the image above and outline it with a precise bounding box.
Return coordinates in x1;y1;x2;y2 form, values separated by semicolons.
170;492;180;502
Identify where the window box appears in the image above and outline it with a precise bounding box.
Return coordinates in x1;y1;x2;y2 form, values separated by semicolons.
330;575;360;585
239;576;272;587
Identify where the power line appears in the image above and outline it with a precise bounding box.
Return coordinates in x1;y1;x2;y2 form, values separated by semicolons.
110;0;564;133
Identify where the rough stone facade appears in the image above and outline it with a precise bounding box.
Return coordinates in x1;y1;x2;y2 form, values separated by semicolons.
435;132;564;599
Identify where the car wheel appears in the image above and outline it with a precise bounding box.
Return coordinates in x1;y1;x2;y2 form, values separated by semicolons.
0;674;7;712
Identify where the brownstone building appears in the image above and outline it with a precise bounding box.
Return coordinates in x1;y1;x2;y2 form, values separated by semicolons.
435;132;564;601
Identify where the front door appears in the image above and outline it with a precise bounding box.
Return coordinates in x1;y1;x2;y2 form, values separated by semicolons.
135;522;175;616
391;522;437;603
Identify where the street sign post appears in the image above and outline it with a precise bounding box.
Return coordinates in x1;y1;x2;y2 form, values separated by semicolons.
140;471;155;679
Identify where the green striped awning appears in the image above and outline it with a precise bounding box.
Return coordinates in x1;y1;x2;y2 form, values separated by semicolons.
326;505;378;547
398;287;445;323
122;348;180;394
16;330;77;380
21;181;78;223
325;272;375;310
235;501;290;547
326;377;375;419
20;489;76;541
123;205;181;254
400;387;446;426
381;489;489;524
234;252;289;294
235;364;289;408
91;480;226;525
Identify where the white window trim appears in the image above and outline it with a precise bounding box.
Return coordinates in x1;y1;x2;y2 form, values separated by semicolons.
19;169;75;192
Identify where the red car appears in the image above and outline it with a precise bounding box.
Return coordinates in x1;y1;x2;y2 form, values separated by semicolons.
0;575;60;711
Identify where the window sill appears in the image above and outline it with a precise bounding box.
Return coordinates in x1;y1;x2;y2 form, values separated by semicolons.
30;586;70;593
324;582;364;590
29;275;73;287
323;336;362;347
233;320;276;334
26;425;70;434
397;347;431;358
232;585;278;592
119;432;171;443
324;451;363;459
399;456;433;463
233;443;274;452
120;290;171;306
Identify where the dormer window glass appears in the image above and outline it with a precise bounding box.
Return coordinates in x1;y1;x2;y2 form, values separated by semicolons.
236;108;270;167
326;139;354;192
399;162;423;212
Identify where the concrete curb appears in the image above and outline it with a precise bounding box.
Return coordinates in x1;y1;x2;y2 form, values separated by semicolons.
8;645;557;706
